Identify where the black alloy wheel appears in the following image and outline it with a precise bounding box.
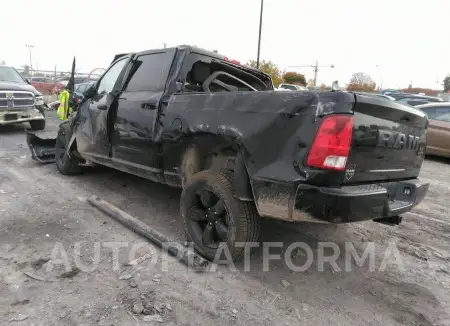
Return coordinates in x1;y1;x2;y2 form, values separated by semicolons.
181;169;260;262
187;188;229;248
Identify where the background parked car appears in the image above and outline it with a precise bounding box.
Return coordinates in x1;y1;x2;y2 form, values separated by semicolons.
416;102;450;157
57;76;97;87
355;92;395;101
276;83;308;91
28;76;64;94
394;94;444;106
29;77;53;93
73;82;95;106
46;81;97;111
438;93;450;101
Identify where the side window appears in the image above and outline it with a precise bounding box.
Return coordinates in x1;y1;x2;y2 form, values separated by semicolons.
97;58;128;94
179;54;213;92
124;52;174;92
179;53;266;93
424;107;450;122
203;71;257;92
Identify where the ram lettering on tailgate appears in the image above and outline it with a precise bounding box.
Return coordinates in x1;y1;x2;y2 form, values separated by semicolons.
377;130;420;150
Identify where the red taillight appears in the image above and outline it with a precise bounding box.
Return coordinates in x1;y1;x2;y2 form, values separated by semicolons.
306;115;354;170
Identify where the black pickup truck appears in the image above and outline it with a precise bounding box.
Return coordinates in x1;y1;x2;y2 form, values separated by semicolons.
28;45;429;261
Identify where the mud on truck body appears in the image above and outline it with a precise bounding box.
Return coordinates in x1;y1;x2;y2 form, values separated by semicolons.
27;45;429;261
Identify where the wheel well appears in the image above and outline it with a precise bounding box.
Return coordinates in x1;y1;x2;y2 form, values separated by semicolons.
67;132;84;162
180;136;254;201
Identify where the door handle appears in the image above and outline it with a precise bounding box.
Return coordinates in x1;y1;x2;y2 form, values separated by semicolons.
141;102;157;110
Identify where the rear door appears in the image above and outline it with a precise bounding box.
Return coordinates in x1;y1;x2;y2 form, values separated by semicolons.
420;106;450;156
111;49;175;181
343;95;428;184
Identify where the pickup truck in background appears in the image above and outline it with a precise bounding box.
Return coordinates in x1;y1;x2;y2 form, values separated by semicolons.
0;66;47;130
27;45;430;261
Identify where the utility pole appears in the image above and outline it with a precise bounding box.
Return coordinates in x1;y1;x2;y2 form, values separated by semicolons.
375;64;384;92
287;61;334;87
313;60;319;87
25;44;34;77
163;42;167;49
256;0;264;69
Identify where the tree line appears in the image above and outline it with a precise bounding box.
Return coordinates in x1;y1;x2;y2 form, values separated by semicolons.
247;59;450;93
246;60;306;87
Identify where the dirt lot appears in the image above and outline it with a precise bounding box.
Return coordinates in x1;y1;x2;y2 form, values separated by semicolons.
0;115;449;325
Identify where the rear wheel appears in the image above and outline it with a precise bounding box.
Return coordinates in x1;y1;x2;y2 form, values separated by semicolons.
180;169;260;262
55;122;81;175
30;119;46;130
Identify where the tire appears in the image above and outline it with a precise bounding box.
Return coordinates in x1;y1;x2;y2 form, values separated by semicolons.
55;122;81;175
30;119;46;130
180;169;260;262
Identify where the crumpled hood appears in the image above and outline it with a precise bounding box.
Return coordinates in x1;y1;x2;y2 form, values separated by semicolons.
0;82;42;96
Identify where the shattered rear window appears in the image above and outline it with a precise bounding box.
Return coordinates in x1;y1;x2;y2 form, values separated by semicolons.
179;53;269;93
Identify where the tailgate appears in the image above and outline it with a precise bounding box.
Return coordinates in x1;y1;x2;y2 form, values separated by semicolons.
343;94;428;184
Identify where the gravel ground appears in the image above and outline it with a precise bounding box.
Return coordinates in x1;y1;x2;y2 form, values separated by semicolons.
0;115;449;325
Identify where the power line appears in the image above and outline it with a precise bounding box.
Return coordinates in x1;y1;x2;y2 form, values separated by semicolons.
25;44;34;76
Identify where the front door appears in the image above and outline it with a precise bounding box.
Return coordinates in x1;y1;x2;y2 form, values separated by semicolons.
111;50;175;181
75;57;129;159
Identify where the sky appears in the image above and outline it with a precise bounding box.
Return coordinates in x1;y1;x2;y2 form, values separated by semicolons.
1;0;449;89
